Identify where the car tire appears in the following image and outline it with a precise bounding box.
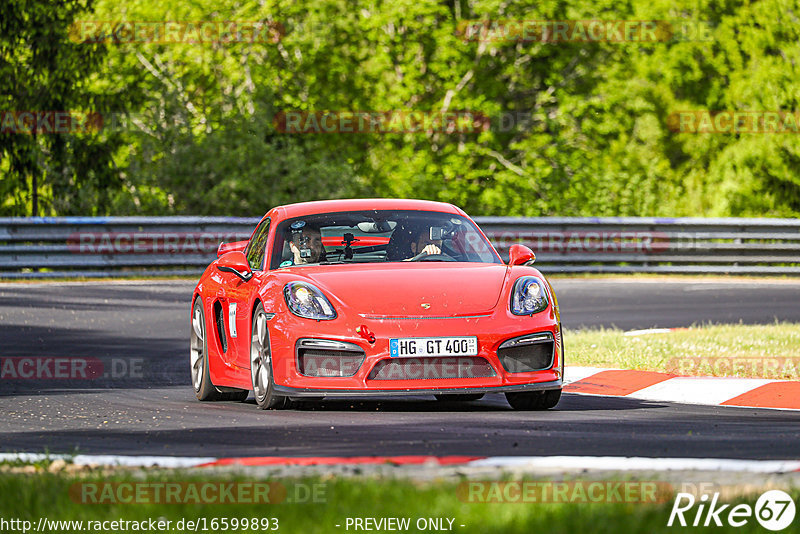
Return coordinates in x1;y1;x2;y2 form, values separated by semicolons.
434;394;485;402
251;303;288;410
505;389;561;410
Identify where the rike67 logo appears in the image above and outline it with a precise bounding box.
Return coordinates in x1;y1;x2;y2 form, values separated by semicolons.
668;490;796;531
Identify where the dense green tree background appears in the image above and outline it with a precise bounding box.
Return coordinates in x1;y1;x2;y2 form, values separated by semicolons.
2;0;799;217
0;0;131;216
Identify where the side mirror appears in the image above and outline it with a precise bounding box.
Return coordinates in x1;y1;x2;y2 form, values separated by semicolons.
508;244;535;266
217;240;248;257
216;251;253;281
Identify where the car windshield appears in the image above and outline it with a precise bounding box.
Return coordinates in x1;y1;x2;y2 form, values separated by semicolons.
270;209;500;268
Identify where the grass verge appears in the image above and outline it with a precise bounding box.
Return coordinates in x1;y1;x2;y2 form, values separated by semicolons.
0;470;792;534
565;323;800;379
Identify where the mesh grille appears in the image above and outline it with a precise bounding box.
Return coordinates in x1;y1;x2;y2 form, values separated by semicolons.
368;357;496;380
498;342;554;373
298;349;365;377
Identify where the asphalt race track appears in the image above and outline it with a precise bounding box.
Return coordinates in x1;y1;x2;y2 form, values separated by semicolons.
1;278;799;459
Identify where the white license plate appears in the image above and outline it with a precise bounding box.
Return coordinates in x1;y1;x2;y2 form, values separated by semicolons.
389;336;478;358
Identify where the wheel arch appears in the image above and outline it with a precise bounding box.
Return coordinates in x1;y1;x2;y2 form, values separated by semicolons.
251;297;263;320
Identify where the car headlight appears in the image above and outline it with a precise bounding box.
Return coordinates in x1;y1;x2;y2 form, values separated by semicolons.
284;282;337;320
510;276;549;316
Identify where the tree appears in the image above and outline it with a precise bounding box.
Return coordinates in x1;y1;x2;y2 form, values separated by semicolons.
0;0;130;216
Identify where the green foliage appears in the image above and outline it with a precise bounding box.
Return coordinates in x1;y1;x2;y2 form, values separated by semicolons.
2;0;800;216
0;0;129;215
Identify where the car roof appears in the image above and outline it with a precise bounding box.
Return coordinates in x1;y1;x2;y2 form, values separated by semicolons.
270;199;465;220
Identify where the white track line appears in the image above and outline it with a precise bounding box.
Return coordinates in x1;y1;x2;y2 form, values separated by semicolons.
564;366;612;384
623;328;674;336
0;453;215;468
468;456;800;473
630;377;775;406
3;453;798;473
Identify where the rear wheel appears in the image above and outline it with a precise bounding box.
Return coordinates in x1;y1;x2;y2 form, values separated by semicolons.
505;389;561;410
191;298;249;401
434;393;485;402
251;304;288;410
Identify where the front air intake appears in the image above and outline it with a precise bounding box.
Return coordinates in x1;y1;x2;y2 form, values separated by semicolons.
296;339;365;377
497;332;555;373
214;301;227;353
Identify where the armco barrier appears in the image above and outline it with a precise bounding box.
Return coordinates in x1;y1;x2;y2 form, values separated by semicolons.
0;216;799;278
0;216;255;279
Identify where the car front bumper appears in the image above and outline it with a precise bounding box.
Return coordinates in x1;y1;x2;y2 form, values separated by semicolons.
267;305;563;393
274;379;562;397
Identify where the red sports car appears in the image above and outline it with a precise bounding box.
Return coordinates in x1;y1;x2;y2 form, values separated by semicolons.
190;199;563;410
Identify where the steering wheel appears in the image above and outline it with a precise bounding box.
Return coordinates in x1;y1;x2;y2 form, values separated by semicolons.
409;253;457;262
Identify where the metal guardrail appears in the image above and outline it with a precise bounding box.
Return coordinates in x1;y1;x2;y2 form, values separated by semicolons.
480;216;800;275
0;216;799;278
0;216;255;279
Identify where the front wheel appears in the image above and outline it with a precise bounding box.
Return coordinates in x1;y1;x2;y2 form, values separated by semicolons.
505;389;561;410
251;304;288;410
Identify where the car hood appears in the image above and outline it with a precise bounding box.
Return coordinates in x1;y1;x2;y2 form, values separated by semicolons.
297;263;508;317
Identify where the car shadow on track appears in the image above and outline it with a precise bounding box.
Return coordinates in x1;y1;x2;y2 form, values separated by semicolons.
5;398;798;458
0;323;188;396
242;393;660;412
0;284;193;312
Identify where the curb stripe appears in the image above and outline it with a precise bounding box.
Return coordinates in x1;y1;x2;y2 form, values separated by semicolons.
629;377;775;406
564;370;675;396
721;382;800;409
200;455;485;467
564;366;607;384
564;366;800;410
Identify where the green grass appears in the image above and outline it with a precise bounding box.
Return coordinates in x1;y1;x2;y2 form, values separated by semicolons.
0;471;790;534
566;323;800;379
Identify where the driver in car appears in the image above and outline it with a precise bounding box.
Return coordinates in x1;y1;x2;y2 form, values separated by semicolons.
285;223;324;265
